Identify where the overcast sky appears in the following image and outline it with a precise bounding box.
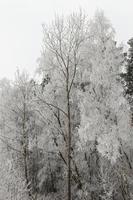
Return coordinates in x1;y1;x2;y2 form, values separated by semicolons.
0;0;132;80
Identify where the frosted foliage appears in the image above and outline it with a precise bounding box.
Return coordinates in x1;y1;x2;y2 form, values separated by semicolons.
0;142;28;200
78;11;132;162
98;130;121;164
1;10;133;200
89;11;115;40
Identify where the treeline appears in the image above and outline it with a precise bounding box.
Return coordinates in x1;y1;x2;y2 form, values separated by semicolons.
0;10;133;200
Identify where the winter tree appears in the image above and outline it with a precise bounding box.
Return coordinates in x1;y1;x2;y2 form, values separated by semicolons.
37;11;90;200
0;9;132;200
77;11;132;199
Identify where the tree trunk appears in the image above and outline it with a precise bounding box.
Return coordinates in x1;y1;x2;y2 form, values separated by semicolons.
67;69;71;200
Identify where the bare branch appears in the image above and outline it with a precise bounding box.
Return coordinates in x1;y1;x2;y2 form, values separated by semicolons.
37;97;68;117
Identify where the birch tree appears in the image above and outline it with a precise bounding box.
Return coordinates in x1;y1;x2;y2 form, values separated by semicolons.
0;71;42;200
77;11;132;199
37;11;89;200
78;10;131;162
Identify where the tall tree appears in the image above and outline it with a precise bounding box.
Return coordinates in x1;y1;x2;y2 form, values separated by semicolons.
37;11;88;200
0;71;42;200
78;11;132;198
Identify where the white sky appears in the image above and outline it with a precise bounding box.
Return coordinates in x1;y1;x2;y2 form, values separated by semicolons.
0;0;132;80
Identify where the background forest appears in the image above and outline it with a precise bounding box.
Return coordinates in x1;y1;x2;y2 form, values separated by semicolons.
0;10;133;200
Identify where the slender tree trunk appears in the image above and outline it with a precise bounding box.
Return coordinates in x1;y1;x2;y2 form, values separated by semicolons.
67;94;71;200
22;100;33;200
23;101;28;185
66;68;71;200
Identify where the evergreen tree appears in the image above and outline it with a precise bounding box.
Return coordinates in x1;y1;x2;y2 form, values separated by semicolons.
122;38;133;98
121;38;133;122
